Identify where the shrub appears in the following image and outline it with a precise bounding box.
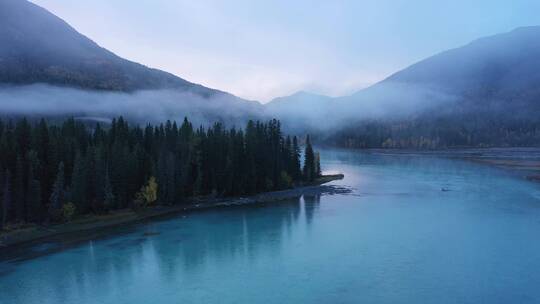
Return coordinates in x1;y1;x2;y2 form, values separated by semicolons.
62;202;77;222
280;171;293;188
134;176;158;208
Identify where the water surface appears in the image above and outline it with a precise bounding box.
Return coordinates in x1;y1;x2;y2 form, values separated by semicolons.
1;149;540;304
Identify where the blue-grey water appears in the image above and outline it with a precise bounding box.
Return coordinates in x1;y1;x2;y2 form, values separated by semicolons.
2;149;540;304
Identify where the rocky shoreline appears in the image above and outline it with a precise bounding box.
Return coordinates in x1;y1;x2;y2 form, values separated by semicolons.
0;174;346;250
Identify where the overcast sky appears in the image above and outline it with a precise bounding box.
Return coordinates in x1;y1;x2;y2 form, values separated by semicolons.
32;0;540;102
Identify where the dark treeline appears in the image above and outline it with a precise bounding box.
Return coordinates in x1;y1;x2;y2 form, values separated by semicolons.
328;113;540;149
0;117;321;228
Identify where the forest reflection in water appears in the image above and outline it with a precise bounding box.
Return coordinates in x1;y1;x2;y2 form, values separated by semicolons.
0;194;323;303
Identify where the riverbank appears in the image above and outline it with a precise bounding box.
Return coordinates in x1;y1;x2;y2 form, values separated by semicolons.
0;174;346;250
445;148;540;182
362;147;540;183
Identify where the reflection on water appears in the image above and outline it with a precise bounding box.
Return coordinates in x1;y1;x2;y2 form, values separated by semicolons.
2;149;540;304
303;194;321;225
0;195;329;304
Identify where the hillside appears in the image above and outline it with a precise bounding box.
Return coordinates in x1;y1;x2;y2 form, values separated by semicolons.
0;0;230;98
383;26;540;98
331;31;540;146
270;26;540;130
322;27;540;147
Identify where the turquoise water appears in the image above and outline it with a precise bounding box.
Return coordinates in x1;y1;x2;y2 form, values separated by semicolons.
2;149;540;304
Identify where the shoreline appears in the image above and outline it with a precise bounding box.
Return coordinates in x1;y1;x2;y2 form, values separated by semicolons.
0;174;346;250
351;147;540;183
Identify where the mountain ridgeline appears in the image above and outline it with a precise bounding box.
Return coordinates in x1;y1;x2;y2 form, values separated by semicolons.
0;0;539;148
264;91;335;132
274;27;540;148
332;27;540;148
0;117;321;227
0;0;260;126
0;0;219;95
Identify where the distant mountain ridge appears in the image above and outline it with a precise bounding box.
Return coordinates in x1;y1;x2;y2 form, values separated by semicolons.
266;91;333;115
272;26;540;127
328;26;540;147
0;0;236;99
264;91;335;131
1;0;539;142
379;26;540;100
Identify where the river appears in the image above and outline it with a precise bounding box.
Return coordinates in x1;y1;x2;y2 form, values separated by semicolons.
1;148;540;303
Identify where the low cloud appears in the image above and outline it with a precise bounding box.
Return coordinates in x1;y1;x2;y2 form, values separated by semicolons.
0;84;261;126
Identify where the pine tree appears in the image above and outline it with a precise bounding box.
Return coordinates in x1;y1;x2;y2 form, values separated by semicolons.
0;171;3;229
84;147;97;210
34;119;50;207
14;156;25;222
244;121;258;194
314;152;321;178
70;153;87;213
15;118;31;157
103;168;115;211
92;148;104;211
49;162;65;221
110;142;128;208
26;152;42;223
157;150;173;203
303;135;315;182
291;136;301;181
2;170;12;228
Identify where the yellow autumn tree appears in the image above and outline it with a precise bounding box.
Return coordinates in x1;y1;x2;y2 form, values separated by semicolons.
136;176;158;207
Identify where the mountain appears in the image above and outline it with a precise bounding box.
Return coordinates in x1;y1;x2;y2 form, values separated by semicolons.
328;27;540;148
267;91;333;111
270;26;540;127
383;26;540;98
265;27;540;145
0;0;262;125
0;0;234;98
264;91;335;131
337;26;540;118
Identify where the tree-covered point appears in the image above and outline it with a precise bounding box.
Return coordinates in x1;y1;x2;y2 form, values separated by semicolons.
0;117;321;228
